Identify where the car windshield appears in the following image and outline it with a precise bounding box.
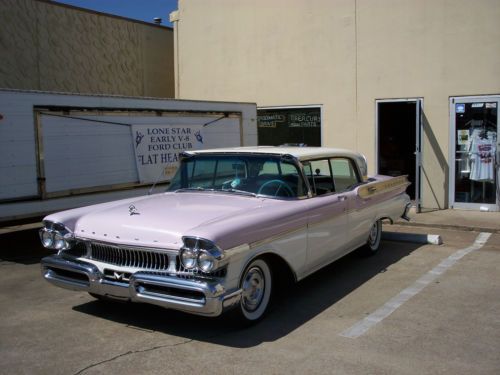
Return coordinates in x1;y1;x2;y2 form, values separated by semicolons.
167;154;308;198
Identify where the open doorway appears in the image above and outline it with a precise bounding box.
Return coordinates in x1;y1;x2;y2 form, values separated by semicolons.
377;100;421;201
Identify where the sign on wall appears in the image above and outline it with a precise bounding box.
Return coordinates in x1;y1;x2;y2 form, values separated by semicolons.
132;124;205;183
257;107;321;146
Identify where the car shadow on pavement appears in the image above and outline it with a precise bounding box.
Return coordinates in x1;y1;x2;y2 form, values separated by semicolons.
0;228;53;265
73;240;421;348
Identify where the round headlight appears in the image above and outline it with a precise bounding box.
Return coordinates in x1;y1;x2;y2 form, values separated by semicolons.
197;250;215;273
180;248;197;269
53;232;66;250
41;230;54;248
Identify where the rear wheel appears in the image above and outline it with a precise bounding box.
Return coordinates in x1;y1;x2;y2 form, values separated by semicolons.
234;258;272;324
362;219;382;255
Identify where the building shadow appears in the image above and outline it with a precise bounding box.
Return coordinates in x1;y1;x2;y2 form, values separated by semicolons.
421;111;449;209
73;240;421;348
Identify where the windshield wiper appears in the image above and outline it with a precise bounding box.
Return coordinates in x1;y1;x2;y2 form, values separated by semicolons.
175;187;256;197
175;187;214;193
219;188;257;197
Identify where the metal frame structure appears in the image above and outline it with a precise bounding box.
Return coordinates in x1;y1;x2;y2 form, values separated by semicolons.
448;95;500;211
33;107;244;200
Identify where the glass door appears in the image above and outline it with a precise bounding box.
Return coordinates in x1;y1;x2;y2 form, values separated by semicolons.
450;97;499;211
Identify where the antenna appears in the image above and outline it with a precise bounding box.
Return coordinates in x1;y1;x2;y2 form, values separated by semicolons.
148;167;166;195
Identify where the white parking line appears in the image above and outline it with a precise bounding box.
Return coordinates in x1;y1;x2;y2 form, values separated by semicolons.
340;232;492;339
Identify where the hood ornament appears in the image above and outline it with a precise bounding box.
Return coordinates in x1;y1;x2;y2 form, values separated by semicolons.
129;205;140;216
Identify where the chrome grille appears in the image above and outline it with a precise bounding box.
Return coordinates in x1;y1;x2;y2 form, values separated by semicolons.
63;242;87;258
89;242;171;271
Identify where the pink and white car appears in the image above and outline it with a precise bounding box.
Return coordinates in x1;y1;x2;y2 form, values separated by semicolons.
40;147;410;323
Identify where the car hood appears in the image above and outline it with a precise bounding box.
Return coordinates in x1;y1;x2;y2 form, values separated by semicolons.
57;192;271;249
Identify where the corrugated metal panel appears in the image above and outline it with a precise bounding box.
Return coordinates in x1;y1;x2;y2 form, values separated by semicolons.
0;89;257;208
41;115;138;193
40;113;241;195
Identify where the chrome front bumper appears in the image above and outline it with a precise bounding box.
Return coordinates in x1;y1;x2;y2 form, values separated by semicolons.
41;254;241;317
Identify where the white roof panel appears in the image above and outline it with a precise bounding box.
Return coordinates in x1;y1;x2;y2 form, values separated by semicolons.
186;146;364;161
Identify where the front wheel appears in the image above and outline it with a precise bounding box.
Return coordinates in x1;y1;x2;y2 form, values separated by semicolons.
362;219;382;255
235;258;273;324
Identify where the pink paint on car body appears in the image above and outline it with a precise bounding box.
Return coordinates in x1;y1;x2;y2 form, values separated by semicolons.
40;146;411;323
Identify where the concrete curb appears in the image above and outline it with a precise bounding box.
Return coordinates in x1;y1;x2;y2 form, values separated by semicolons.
382;231;443;245
394;220;500;234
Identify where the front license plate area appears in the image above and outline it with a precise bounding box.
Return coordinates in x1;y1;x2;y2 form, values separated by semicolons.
103;269;132;284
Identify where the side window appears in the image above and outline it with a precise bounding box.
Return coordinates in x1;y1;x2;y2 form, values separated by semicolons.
280;160;308;197
258;160;279;175
330;158;360;191
280;162;298;176
306;159;335;196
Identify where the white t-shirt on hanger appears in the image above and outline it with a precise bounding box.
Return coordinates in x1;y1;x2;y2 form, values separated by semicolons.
469;130;496;182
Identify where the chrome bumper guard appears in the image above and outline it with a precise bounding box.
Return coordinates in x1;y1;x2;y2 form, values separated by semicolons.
41;255;241;317
401;202;412;221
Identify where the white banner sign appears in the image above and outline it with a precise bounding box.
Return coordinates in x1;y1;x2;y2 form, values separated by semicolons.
132;124;205;183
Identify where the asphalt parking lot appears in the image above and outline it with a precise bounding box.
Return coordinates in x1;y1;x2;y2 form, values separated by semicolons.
0;226;499;374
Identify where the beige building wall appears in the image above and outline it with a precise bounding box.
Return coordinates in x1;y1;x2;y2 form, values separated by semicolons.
0;0;174;98
356;0;500;209
173;0;500;209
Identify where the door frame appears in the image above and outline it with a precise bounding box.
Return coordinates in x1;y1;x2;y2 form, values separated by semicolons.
375;98;423;212
448;95;500;211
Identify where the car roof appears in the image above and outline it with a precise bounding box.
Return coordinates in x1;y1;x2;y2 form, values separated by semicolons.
185;146;363;162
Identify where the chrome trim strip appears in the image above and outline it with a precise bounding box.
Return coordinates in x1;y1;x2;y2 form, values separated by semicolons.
249;225;307;249
358;176;410;199
222;289;242;309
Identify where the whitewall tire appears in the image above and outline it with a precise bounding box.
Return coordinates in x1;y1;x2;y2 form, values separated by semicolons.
237;258;272;323
363;219;382;255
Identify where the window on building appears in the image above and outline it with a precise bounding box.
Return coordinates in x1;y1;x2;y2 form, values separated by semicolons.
257;107;321;146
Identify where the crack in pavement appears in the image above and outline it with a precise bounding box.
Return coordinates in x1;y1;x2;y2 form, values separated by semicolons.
73;338;195;375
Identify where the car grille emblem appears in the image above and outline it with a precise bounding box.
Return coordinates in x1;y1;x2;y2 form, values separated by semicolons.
129;205;140;216
113;271;125;281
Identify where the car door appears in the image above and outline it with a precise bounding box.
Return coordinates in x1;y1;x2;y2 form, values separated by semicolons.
330;157;369;250
304;159;349;271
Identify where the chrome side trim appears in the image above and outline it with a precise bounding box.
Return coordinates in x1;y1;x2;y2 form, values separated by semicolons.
249;225;307;249
222;289;243;309
357;176;411;199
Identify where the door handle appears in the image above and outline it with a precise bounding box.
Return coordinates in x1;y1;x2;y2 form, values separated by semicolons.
338;195;347;201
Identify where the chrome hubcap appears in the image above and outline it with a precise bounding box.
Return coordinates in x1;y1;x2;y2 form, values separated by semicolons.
369;222;379;245
242;267;265;312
